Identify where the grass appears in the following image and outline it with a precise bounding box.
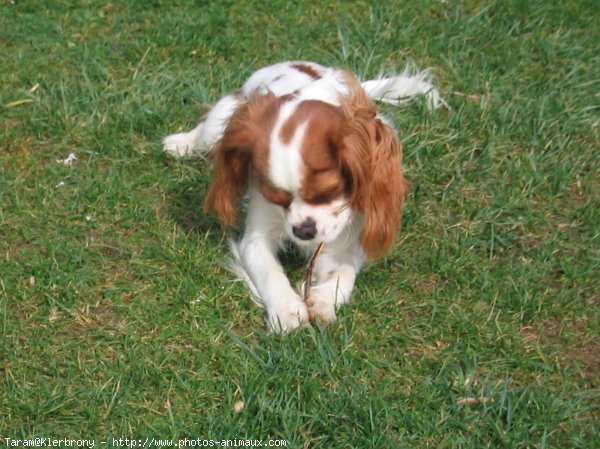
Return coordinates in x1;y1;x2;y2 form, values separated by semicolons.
1;0;598;447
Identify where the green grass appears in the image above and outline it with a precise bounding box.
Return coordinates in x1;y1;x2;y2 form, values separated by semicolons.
1;0;598;447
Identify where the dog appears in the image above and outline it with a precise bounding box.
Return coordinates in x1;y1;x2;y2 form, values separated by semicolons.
163;61;442;332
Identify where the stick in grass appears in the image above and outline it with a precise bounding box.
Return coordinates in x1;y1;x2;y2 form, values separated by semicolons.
457;396;492;406
303;242;325;301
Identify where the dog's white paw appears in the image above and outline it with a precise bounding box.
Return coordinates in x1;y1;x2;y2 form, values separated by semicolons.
306;290;337;325
162;132;197;156
267;296;310;333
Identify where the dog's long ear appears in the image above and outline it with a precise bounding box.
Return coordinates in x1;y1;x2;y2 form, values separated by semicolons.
339;74;409;258
204;92;279;226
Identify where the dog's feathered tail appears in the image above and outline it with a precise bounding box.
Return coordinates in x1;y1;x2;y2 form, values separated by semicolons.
361;65;446;110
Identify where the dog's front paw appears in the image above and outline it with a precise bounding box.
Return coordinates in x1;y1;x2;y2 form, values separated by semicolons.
306;290;337;325
267;297;310;333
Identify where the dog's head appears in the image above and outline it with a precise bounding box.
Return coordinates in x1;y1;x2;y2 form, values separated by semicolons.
205;73;408;258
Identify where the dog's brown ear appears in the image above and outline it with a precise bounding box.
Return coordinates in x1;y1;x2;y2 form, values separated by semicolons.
204;92;280;225
341;119;408;258
339;73;409;258
204;146;250;226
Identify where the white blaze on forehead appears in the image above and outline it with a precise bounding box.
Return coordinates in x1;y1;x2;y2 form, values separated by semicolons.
269;102;307;192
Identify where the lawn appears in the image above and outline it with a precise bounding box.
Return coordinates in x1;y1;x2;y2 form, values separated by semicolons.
1;0;598;448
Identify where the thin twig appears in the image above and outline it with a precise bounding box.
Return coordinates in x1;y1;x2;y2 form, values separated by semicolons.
457;396;492;406
303;242;325;300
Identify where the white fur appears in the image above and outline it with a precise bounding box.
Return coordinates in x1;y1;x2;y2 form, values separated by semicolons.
163;61;441;332
163;93;243;156
269;102;306;192
361;65;446;109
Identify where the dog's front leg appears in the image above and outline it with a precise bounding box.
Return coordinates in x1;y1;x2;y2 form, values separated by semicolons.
238;233;309;333
305;245;365;325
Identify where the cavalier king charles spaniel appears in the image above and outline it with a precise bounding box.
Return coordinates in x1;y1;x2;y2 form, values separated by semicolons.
164;61;442;332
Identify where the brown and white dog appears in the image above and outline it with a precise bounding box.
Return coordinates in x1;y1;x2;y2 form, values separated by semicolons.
163;61;442;332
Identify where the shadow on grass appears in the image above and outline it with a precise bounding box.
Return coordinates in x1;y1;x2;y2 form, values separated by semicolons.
162;155;228;247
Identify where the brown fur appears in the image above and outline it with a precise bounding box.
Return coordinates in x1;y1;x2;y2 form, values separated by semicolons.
338;72;409;258
290;63;323;80
204;92;280;225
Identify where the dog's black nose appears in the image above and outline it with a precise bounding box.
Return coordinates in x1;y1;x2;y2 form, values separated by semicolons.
292;219;317;241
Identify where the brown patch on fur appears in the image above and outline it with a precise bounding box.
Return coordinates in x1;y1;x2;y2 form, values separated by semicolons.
259;181;293;209
278;99;340;146
291;63;323;80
